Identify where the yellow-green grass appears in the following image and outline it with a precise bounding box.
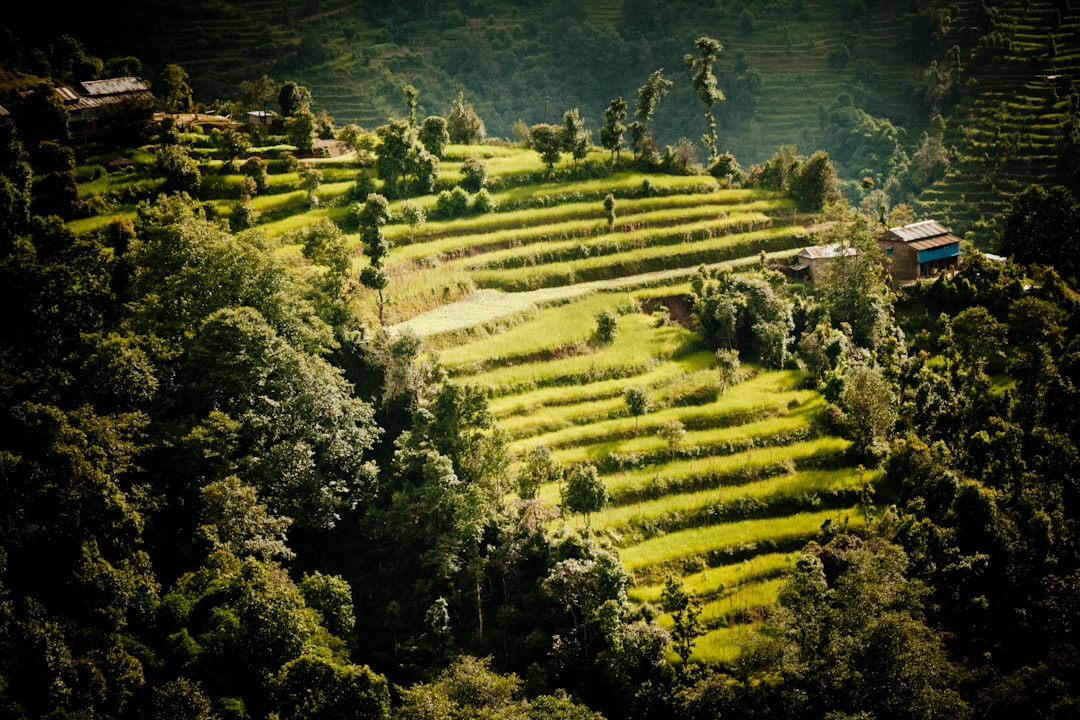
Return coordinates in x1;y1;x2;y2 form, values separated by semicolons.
473;224;809;291
517;395;824;464
629;552;797;604
455;313;699;396
387;198;790;266
588;467;879;534
688;624;761;664
444;211;777;273
384;188;781;246
653;577;785;630
595;436;853;502
498;395;628;439
494;172;718;207
488;350;716;417
503;369;811;448
496;367;723;439
437;291;631;372
618;505;865;571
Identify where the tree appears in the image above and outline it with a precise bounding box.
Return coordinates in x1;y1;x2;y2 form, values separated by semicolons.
277;81;312;118
447;91;485;144
684;37;726;161
715;347;740;395
297;162;322;204
561;463;608;527
273;657;390;720
657;419;687;462
661;576;704;668
404;83;419;126
299;572;356;638
338;124;377;164
285;109;317;152
357;193;392;324
529;123;563;169
765;537;970;719
624;386;651;431
419;115;450;157
562;108;590;167
995;185;1080;278
155;144;201;193
600;97;628;162
837;361;897;455
816;218;894;350
217;127;251;164
156;63;193;113
631;69;672;161
375;119;438;196
197;475;294;562
240;74;278;114
518;444;562;500
789;149;842;210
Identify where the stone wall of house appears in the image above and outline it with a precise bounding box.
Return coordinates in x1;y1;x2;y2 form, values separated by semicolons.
878;240;919;284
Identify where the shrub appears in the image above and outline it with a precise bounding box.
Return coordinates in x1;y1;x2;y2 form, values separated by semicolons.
471;187;496;214
595;309;618;344
436;186;471;218
460;156;488;191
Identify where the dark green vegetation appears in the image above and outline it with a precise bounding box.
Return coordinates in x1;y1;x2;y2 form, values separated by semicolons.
2;6;1080;720
6;0;1080;236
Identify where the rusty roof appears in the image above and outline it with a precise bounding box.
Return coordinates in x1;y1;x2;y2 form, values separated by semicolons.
878;219;961;250
78;77;148;96
55;86;80;102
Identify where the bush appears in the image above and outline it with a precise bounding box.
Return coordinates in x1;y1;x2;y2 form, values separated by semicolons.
460;156;488;191
595;309;618;344
436;186;471;218
471;187;496;214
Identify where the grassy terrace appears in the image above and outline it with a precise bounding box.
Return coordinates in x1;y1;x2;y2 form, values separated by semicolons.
73;136;869;665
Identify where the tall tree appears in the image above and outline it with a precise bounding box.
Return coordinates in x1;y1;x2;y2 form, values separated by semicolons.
156;63;193;113
530;123;563;169
684;37;725;161
358;193;392;324
447;92;485;144
277;81;312;118
599;97;627;162
630;69;672;161
561;108;590;167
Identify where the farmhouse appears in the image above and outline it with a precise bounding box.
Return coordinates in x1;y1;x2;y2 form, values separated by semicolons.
875;219;961;285
790;243;859;283
55;77;154;139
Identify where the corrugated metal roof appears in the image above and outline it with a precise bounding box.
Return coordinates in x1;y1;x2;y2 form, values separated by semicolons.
878;219;961;250
78;77;147;96
884;219;950;242
55;86;80;102
908;235;960;251
798;243;859;260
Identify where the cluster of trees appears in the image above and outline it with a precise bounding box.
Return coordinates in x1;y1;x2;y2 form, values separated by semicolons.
4;30;1080;716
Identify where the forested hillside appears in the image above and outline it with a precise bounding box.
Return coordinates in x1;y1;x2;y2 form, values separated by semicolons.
4;0;1080;236
1;4;1080;720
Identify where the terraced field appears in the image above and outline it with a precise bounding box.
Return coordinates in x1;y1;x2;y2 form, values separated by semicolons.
75;135;876;664
367;144;870;662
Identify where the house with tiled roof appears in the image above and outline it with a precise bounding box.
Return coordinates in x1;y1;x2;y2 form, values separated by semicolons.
875;219;961;285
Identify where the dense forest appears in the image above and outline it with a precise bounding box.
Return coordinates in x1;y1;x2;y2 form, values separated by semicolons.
2;2;1080;719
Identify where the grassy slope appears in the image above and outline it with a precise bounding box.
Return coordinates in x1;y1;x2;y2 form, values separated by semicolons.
19;0;1078;241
